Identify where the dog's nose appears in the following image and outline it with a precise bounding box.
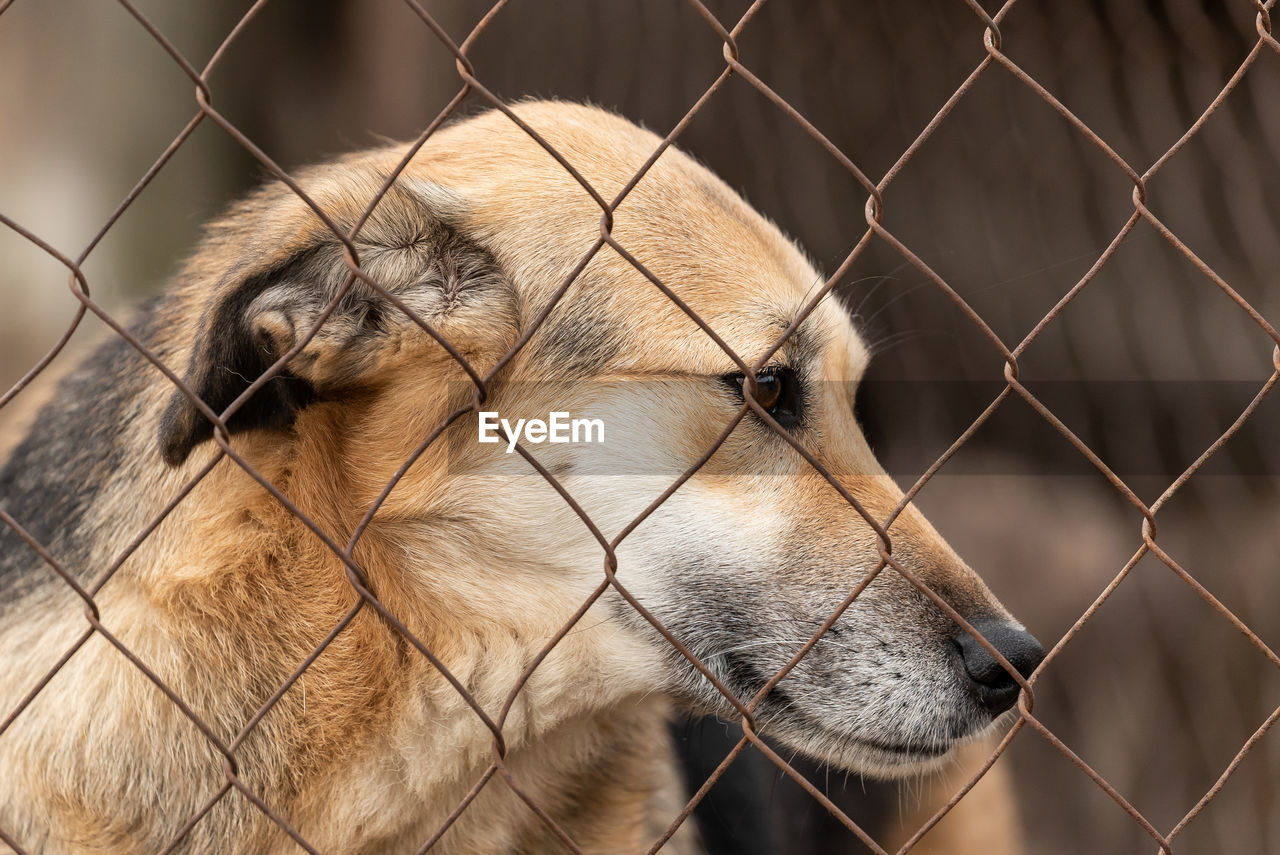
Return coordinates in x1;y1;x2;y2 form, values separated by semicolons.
952;618;1045;717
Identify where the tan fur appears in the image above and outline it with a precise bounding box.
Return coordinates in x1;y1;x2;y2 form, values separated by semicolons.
0;102;1028;853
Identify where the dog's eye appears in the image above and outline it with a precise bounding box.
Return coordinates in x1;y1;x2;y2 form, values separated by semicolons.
722;367;803;430
752;374;782;411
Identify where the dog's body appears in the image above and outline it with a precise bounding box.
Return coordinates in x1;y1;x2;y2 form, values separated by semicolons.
0;102;1040;853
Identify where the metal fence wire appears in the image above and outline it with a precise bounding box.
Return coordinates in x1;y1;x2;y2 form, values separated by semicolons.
2;0;1279;852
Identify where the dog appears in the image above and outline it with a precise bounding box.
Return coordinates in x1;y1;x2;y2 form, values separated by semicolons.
0;101;1043;853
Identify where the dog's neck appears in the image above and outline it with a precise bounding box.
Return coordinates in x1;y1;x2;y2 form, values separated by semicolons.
132;440;677;852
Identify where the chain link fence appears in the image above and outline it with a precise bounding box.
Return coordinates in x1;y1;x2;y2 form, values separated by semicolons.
2;0;1279;852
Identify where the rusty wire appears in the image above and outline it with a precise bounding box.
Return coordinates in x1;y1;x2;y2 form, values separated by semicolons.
1;0;1279;852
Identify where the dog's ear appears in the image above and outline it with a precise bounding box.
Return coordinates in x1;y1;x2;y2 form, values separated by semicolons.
158;182;513;466
156;247;324;467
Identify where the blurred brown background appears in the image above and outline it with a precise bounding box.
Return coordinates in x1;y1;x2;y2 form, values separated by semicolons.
2;1;1278;852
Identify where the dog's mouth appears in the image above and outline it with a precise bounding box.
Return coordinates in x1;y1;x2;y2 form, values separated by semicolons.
854;735;953;760
798;722;972;776
752;716;968;778
712;654;972;771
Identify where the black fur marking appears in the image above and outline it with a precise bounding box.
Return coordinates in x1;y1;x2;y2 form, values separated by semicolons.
158;251;322;467
0;311;161;607
522;277;627;378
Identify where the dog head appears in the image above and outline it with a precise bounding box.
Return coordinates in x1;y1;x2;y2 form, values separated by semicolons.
156;101;1042;778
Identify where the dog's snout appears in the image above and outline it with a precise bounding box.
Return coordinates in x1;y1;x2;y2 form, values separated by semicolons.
952;618;1045;717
